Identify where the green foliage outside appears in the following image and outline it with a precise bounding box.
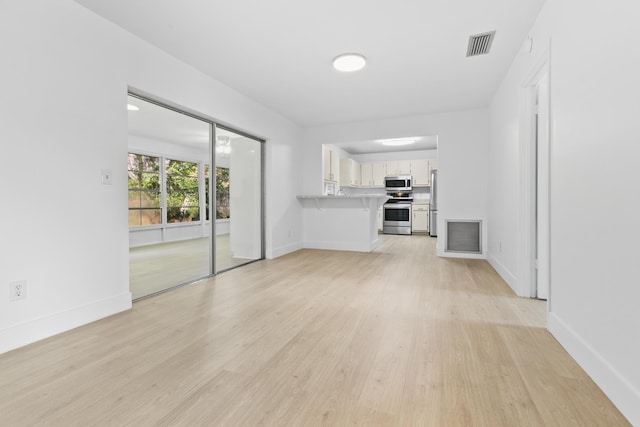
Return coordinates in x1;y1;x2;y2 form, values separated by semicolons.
216;167;230;219
166;159;199;223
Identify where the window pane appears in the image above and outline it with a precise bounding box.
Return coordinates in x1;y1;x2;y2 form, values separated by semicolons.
140;191;161;208
183;176;199;191
128;171;140;189
141;209;161;225
128;210;141;227
129;153;163;227
216;167;230;219
205;164;210;221
166;207;182;223
183;192;199;207
141;172;160;190
128;153;141;171
141;155;160;172
167;205;199;223
186;207;200;221
166;192;199;207
128;191;141;208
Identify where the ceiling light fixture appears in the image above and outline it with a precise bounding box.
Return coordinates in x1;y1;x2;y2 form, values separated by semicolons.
378;137;417;146
332;53;367;72
127;104;139;111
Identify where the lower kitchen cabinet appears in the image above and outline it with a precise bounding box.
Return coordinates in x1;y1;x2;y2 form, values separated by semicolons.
412;204;429;233
377;208;383;231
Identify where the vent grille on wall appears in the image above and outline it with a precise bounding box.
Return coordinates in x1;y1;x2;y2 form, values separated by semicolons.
466;31;496;57
445;220;482;254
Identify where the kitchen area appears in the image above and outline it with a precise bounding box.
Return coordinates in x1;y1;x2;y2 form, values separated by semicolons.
297;136;438;252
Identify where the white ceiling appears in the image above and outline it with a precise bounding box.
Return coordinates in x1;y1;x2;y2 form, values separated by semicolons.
76;0;545;129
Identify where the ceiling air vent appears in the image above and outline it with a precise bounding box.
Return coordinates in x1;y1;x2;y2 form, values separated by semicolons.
466;31;496;57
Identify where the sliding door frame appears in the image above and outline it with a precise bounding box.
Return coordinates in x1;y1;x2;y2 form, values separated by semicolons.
127;91;266;281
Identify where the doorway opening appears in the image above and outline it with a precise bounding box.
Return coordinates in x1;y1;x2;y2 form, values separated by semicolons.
519;54;550;302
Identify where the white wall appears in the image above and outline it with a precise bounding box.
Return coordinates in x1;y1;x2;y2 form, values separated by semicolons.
303;110;489;257
488;0;640;423
352;149;437;163
0;0;303;354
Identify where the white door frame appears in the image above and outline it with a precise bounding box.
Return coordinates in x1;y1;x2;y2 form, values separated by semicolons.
518;47;551;302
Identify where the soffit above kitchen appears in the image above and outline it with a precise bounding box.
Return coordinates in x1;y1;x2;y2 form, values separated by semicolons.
75;0;545;127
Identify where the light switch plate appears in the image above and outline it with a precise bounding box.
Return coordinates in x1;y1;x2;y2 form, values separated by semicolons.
101;169;112;185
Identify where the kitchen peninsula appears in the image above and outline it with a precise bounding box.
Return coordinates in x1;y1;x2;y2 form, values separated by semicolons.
297;195;389;252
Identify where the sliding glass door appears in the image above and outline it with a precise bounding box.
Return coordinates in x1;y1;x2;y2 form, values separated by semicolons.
127;94;264;299
214;128;263;272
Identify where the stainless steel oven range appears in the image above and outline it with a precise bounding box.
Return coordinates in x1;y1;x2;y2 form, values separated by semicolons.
383;191;413;235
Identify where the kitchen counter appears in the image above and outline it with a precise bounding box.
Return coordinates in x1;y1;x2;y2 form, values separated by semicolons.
297;194;389;210
412;199;430;205
297;195;389;252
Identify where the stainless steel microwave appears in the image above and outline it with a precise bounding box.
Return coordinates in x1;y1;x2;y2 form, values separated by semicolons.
384;175;412;191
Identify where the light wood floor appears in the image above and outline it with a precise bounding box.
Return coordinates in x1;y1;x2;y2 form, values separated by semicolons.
130;235;256;299
0;235;630;426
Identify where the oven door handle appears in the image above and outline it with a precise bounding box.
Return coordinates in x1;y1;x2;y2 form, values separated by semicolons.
384;204;411;209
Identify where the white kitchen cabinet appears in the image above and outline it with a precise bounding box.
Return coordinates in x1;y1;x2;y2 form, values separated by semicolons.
377;207;383;231
371;162;386;187
412;203;430;233
386;160;412;175
411;159;430;186
360;163;372;187
360;162;386;187
429;159;438;172
340;158;360;187
398;160;411;175
351;159;361;186
386;161;396;175
323;145;339;182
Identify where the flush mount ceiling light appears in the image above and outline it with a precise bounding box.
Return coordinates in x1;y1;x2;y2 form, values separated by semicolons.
127;104;139;111
378;137;417;146
332;53;367;72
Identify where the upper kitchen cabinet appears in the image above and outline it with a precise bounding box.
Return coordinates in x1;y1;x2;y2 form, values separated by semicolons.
387;160;411;175
361;162;372;187
372;162;386;187
323;145;339;183
411;159;431;186
340;158;360;187
360;162;386;187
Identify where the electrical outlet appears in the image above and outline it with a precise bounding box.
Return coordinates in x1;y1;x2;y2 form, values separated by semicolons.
10;280;27;302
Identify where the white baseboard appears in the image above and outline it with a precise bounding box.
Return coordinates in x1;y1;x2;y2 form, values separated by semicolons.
487;252;518;294
438;250;486;260
549;312;639;425
303;240;372;253
0;292;132;355
370;236;381;251
269;241;303;259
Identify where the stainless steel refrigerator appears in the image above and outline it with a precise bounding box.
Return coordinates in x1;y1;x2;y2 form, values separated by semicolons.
429;170;438;237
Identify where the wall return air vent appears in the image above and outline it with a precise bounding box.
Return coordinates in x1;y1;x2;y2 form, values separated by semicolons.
466;31;496;57
445;220;482;254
